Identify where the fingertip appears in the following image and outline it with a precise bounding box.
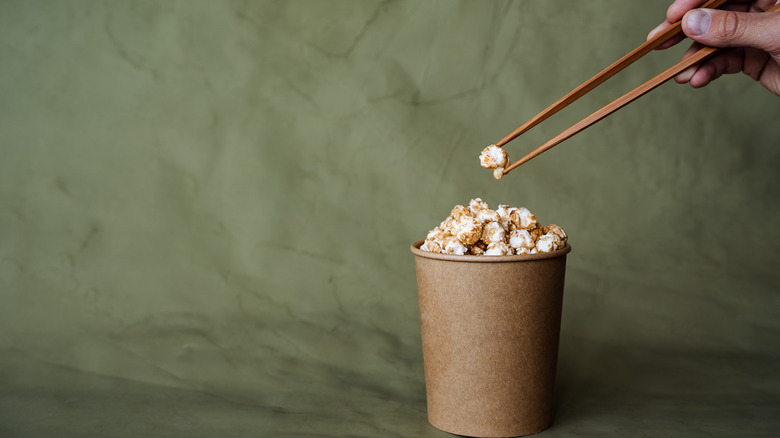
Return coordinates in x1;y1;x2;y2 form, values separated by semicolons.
689;64;715;88
689;74;710;88
647;22;666;41
667;0;707;23
675;65;697;83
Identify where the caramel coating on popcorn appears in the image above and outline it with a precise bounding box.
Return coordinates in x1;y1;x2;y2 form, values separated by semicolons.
482;221;506;244
454;215;483;246
426;227;447;242
442;236;469;255
531;227;544;242
469;240;487;256
419;199;567;256
479;145;509;169
486;241;513;256
476;208;500;224
543;224;568;243
535;233;562;253
510;207;538;230
509;229;535;250
469;198;489;214
450;204;471;219
420;240;443;253
496;205;514;230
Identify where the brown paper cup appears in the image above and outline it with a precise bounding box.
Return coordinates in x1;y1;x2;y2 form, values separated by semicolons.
410;240;571;437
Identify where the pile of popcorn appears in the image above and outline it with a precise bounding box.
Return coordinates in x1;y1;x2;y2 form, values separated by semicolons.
420;198;567;256
479;144;509;180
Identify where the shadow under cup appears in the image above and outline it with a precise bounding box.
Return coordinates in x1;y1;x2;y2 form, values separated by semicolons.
410;241;571;437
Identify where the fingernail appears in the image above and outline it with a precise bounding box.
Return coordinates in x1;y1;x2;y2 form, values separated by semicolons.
647;23;663;40
686;9;711;36
676;66;697;83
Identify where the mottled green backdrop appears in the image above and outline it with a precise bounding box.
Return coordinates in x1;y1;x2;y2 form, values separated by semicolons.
1;1;778;436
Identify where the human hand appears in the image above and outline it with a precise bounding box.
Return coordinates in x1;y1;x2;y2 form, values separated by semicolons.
648;0;780;96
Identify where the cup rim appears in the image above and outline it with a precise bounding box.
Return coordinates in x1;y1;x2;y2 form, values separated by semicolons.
410;240;571;263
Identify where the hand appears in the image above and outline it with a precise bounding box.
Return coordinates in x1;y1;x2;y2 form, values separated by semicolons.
648;0;780;96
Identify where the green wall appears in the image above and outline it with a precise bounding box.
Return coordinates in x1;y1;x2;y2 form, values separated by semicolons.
2;1;778;436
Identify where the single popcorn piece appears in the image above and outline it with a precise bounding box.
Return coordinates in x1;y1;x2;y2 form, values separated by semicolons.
420;239;443;253
426;226;447;242
453;215;483;246
442;236;469;255
485;241;513;256
535;233;562;253
479;145;509;169
475;208;500;224
528;224;544;241
468;198;489;214
496;204;514;230
509;207;538;230
481;221;506;244
418;198;566;256
440;216;454;232
493;168;504;180
509;229;535;251
450;204;472;219
543;224;568;244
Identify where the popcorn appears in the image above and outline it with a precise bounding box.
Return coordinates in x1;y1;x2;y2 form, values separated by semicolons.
454;215;483;246
509;207;538;230
528;224;544;241
509;229;535;251
469;198;489;214
481;221;506;244
496;205;514;230
440;216;455;233
475;208;500;224
535;233;562;253
479;145;509;169
426;226;447;242
486;241;513;256
419;199;567;256
450;204;472;219
496;204;512;218
543;224;568;243
420;240;443;253
479;145;511;180
469;241;487;256
442;236;469;255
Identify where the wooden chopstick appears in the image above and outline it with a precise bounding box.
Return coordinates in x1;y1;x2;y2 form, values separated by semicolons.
502;2;780;175
494;0;728;149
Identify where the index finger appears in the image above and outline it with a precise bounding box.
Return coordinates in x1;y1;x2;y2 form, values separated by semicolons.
666;0;772;21
667;0;715;22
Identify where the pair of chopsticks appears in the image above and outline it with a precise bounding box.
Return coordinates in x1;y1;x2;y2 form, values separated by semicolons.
498;0;780;176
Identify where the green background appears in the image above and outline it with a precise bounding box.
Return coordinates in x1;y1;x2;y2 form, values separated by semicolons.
2;1;778;436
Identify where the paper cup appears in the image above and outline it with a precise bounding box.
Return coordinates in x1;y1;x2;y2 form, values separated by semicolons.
410;240;571;437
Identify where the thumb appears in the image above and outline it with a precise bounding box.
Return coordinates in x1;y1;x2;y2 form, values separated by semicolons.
682;8;780;53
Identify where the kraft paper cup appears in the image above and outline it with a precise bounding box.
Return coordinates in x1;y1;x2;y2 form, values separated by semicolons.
410;240;571;437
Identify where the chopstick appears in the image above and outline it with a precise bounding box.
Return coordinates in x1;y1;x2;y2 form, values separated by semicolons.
494;0;728;149
502;2;780;175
